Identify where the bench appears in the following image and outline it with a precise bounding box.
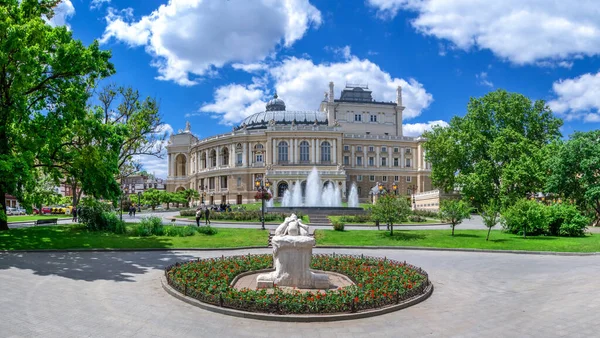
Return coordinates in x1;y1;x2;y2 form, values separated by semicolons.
35;218;58;226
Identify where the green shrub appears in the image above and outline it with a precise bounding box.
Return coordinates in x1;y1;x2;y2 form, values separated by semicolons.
548;203;589;237
412;209;439;218
79;199;125;233
197;226;218;235
501;199;550;236
163;225;197;237
408;215;426;222
338;213;372;223
179;209;196;217
132;216;164;237
332;220;345;231
180;210;304;222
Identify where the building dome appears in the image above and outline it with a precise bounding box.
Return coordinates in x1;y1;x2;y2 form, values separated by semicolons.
265;93;286;112
237;110;328;130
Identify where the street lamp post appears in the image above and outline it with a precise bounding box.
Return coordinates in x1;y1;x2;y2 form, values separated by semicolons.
392;182;398;195
137;191;141;212
255;178;271;230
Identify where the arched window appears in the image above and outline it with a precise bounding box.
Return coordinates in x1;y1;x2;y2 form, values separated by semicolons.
278;141;288;163
255;143;264;150
200;152;206;169
221;147;229;166
299;141;310;162
321;141;331;163
175;154;187;176
210;150;216;167
277;182;288;197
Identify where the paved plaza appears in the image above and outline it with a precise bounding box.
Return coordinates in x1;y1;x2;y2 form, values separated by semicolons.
1;248;599;338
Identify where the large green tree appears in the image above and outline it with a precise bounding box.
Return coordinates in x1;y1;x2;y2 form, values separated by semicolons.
0;0;114;230
423;89;563;210
545;130;600;226
141;188;162;211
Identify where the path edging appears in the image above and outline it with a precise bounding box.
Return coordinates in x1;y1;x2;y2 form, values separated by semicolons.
2;246;598;256
160;275;433;322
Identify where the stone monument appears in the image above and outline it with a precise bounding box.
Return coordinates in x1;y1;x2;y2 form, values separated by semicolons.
257;214;329;289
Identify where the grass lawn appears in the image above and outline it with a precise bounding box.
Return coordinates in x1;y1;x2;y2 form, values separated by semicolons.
8;215;71;222
0;225;268;250
328;215;442;225
315;229;600;252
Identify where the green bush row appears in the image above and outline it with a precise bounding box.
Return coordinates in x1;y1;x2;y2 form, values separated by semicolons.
131;217;218;237
179;209;304;222
501;200;589;237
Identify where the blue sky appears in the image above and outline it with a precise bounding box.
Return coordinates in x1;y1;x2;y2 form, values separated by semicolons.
54;0;600;177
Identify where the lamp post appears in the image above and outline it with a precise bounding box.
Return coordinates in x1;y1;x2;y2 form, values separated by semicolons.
392;182;398;195
137;191;141;212
255;178;271;230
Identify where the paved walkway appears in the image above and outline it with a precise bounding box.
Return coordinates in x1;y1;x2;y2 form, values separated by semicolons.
1;248;599;338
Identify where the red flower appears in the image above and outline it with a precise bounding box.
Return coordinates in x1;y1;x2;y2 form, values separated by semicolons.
354;296;359;303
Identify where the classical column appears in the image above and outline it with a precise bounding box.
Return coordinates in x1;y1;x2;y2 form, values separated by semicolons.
401;147;405;168
376;146;380;168
351;145;355;168
242;143;248;167
272;138;277;164
291;139;295;164
417;143;422;170
388;147;392;168
168;154;172;176
316;138;320;164
216;146;220;168
363;146;367;168
332;139;337;164
311;139;316;164
230;144;234;166
417;175;422;193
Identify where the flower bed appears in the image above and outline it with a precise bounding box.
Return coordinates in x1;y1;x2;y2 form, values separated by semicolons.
165;254;430;315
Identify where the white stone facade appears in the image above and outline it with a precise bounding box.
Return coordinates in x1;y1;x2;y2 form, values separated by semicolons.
166;83;432;205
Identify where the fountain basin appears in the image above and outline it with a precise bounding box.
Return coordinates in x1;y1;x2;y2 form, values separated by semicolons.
267;206;366;215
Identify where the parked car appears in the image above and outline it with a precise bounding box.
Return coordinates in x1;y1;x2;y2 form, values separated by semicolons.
32;207;40;215
6;207;16;216
41;206;52;215
15;208;26;215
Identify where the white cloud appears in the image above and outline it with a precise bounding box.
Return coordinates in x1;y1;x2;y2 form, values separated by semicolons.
403;120;449;137
548;71;600;122
270;56;433;120
367;0;600;65
45;0;75;28
199;54;433;125
188;84;268;125
476;72;493;88
90;0;110;10
137;123;174;179
100;0;321;86
231;63;269;73
325;45;352;59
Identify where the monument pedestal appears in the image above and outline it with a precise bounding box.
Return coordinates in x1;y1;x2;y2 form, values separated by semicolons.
257;235;329;289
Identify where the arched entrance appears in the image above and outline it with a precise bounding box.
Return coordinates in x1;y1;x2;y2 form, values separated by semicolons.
175;154;187;176
323;180;333;188
277;182;289;197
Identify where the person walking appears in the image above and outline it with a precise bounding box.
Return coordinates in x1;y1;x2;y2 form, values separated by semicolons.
195;207;202;227
132;204;136;217
72;207;78;223
205;207;211;225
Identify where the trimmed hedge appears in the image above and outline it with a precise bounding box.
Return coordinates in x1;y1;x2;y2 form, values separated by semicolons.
179;209;304;222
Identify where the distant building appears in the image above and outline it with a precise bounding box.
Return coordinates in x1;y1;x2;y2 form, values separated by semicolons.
120;174;166;197
166;82;433;204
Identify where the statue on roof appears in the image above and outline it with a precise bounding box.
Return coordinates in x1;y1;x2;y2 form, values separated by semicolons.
184;121;191;132
269;118;276;127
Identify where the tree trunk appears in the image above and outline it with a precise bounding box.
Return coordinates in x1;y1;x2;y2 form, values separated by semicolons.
390;223;394;236
0;188;8;231
486;226;491;241
451;224;455;236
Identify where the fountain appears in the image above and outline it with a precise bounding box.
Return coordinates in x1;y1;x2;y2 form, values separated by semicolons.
265;188;274;208
348;183;359;208
281;167;346;207
257;214;329;289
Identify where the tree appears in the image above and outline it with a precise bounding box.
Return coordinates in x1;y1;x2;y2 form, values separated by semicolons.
481;201;500;241
22;172;61;212
439;199;472;236
180;189;199;208
141;188;162;211
0;0;114;230
371;194;411;235
160;191;174;210
423;90;563;210
174;192;188;208
545;130;600;226
96;84;167;179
